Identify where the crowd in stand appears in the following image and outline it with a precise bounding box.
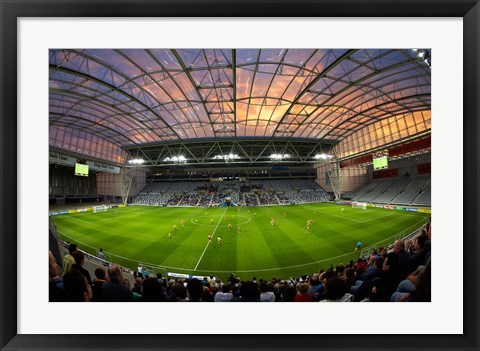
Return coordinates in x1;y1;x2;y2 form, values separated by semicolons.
131;179;331;208
49;220;431;303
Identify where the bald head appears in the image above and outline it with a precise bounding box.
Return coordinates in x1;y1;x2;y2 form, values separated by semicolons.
393;240;404;253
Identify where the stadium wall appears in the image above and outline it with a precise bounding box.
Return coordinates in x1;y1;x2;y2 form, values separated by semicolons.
366;154;431;180
49;164;97;199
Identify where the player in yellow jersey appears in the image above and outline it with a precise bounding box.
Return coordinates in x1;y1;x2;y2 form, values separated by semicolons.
228;223;232;231
217;237;222;245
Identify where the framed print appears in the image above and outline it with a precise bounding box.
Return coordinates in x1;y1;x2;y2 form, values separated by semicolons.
2;0;479;350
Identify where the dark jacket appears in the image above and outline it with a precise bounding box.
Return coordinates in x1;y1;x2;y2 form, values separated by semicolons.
101;281;133;302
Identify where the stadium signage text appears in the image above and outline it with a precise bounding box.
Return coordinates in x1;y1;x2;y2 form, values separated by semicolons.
86;161;120;174
49;152;77;166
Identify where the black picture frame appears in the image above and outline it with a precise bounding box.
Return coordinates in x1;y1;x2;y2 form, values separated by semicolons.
1;1;479;350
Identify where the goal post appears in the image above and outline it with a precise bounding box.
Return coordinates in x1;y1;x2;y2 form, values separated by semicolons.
93;205;109;213
351;201;367;209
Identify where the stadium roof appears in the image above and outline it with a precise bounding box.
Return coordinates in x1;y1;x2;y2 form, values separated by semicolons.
49;49;431;167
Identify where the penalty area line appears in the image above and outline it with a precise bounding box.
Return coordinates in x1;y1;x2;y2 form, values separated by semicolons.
193;206;228;271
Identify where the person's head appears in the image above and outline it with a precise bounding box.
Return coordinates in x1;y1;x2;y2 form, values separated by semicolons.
134;277;143;287
94;267;107;280
172;282;188;300
68;243;77;255
345;268;355;280
383;252;399;272
374;257;384;271
415;235;428;250
63;269;92;302
297;283;309;294
99;248;103;252
221;285;231;294
281;285;297;302
72;250;85;265
321;269;337;286
186;278;204;302
324;277;346;300
309;274;319;286
393;240;405;253
142;278;164;301
202;287;214;302
108;264;123;283
239;281;260;300
258;281;268;293
49;251;58;279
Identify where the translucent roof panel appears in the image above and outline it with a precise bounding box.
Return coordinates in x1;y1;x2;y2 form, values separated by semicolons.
49;48;431;157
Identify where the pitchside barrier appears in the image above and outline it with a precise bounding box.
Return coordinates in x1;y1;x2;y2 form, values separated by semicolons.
359;220;430;258
334;201;431;214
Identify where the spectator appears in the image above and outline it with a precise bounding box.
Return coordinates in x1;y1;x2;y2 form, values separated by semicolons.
187;278;204;302
234;281;260;302
215;285;234;302
315;270;337;301
228;273;239;286
336;264;346;281
307;274;322;300
156;273;165;288
101;264;133;302
71;250;93;286
354;258;367;271
391;257;431;302
374;252;401;302
63;269;93;302
171;283;189;302
393;239;410;279
281;285;297;302
49;250;65;302
142;277;168;302
294;283;312;302
202;286;214;302
97;248;106;262
92;267;108;302
132;277;143;297
62;243;77;276
409;258;431;302
122;278;141;301
320;277;353;302
350;257;384;300
408;235;429;274
259;282;275;302
344;268;356;292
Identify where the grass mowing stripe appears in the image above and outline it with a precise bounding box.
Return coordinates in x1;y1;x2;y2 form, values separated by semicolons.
193;206;228;271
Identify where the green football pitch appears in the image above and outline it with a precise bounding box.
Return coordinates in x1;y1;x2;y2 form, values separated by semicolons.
52;203;430;281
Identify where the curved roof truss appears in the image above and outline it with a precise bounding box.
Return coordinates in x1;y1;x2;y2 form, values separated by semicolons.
49;48;431;166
